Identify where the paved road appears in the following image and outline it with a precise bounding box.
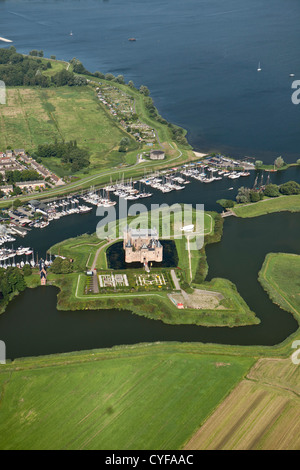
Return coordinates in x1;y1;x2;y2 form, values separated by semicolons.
170;269;181;290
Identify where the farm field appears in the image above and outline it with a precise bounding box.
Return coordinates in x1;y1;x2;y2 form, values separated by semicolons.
0;349;254;450
184;357;300;450
0;86;129;175
233;194;300;218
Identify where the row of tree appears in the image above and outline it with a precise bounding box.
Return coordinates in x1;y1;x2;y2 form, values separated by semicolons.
5;169;43;184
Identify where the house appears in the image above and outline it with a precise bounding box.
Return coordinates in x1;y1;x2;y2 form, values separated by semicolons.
16;181;46;191
28;199;49;215
0;185;13;195
14;149;25;156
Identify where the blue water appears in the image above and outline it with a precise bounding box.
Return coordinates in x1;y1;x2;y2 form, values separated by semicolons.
1;0;300;162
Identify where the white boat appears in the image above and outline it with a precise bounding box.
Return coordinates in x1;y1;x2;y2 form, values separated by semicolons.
257;62;262;72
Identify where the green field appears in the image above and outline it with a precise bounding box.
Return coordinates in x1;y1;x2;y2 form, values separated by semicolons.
0;346;254;450
258;252;300;322
0;86;131;175
233;195;300;218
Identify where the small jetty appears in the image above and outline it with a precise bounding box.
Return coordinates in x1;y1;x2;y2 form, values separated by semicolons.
221;210;237;218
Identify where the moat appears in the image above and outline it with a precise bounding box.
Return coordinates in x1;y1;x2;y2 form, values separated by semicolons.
0;211;299;359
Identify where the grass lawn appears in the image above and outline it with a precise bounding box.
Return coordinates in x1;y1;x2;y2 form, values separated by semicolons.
233;195;300;218
0;347;254;450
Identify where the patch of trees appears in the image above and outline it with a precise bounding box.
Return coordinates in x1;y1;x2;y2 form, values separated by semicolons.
167;123;188;146
118;137;131;152
50;257;74;274
0;267;26;307
29;50;44;57
51;69;87;87
0;47;51;87
236;187;264;204
5;169;43;184
0;47;87;88
263;181;300;197
34;140;90;172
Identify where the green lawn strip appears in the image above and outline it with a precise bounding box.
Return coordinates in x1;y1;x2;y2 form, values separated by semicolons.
0;351;255;450
233;195;300;218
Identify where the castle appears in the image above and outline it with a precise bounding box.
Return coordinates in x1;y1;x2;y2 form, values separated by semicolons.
123;227;163;270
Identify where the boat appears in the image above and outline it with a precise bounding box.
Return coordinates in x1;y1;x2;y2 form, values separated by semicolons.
0;37;13;43
257;61;262;72
70;31;73;36
128;38;136;41
290;73;295;77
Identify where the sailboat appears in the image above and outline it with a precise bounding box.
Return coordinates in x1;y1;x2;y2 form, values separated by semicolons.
257;62;262;72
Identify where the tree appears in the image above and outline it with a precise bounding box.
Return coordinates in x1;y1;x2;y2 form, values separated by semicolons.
279;180;300;195
50;257;73;274
264;184;280;197
297;159;300;165
114;75;125;84
255;160;263;168
105;73;115;81
22;264;32;277
249;190;262;202
128;80;135;89
236;186;251;204
119;137;130;152
50;55;56;60
139;85;150;96
94;71;105;79
274;156;285;168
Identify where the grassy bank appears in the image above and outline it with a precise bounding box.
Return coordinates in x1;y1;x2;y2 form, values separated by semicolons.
233;194;300;218
258;252;300;323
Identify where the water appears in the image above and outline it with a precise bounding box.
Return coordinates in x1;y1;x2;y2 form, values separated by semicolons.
106;240;178;270
1;212;299;359
0;0;300;358
0;0;300;161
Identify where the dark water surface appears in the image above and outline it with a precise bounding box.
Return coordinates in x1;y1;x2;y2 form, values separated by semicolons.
106;240;178;270
0;0;300;161
1;212;299;359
